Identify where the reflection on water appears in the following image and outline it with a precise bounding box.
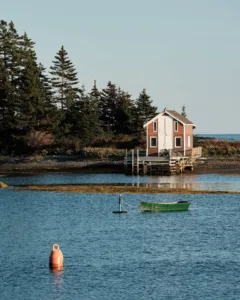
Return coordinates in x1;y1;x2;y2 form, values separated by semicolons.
51;269;64;286
2;173;240;192
51;269;64;300
139;174;240;192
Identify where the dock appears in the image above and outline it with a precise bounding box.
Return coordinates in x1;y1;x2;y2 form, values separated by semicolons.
124;147;202;175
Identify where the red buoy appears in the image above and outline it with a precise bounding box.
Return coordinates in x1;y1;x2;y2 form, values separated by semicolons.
49;244;64;270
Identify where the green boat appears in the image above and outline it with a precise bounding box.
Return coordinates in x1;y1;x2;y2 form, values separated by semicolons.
139;201;190;212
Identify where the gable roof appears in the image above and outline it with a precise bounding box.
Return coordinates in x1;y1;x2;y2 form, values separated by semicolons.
143;109;196;128
166;110;196;128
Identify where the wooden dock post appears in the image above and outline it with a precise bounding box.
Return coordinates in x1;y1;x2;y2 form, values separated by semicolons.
143;162;147;175
124;149;128;173
136;149;139;175
169;149;172;157
132;150;134;175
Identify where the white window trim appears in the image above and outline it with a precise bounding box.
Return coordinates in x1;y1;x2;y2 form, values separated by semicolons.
174;121;178;132
175;136;182;148
188;136;191;147
153;121;157;132
150;136;157;148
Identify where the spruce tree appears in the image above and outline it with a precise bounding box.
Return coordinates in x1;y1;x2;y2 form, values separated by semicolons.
89;81;101;111
17;32;47;133
0;20;22;148
114;88;134;134
39;63;60;132
50;46;79;111
69;86;102;146
88;81;102;135
0;21;20;121
181;105;187;117
134;89;158;133
0;57;7;135
100;81;118;133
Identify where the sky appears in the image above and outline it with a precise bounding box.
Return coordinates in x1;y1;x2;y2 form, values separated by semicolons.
2;0;240;134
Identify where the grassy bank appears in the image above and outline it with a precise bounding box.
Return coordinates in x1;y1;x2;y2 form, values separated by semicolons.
16;184;240;194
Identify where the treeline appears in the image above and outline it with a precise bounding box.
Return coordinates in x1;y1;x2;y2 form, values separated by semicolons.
0;20;158;154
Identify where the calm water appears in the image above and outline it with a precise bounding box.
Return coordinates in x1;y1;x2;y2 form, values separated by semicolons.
198;133;240;141
3;172;240;192
1;174;240;299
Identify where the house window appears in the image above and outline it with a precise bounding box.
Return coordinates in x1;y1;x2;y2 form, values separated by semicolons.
188;136;191;147
174;121;178;132
153;121;157;132
150;137;157;147
175;137;181;148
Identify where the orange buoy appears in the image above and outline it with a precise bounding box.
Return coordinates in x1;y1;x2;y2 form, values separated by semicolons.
49;244;64;270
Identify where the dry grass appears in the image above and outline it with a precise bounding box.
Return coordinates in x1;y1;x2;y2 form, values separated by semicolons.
17;184;240;194
0;182;8;188
196;139;240;156
81;147;125;158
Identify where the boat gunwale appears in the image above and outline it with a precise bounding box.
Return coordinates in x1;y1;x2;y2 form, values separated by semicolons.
139;200;190;212
139;201;190;205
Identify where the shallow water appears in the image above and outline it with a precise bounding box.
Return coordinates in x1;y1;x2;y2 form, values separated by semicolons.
1;174;240;299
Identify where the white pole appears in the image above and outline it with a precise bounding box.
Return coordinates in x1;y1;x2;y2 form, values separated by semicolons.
119;194;122;212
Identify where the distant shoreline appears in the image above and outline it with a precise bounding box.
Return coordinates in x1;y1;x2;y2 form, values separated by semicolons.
196;133;240;142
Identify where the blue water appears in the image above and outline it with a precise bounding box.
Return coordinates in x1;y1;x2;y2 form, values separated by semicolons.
197;133;240;141
1;174;240;299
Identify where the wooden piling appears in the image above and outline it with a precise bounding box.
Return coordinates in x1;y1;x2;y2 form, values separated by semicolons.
136;149;139;175
132;150;134;175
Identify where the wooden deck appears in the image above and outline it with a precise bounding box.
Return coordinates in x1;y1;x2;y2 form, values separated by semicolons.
124;148;202;175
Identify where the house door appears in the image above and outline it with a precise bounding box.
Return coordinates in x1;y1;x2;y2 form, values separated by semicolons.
165;116;173;150
158;117;165;151
158;116;173;151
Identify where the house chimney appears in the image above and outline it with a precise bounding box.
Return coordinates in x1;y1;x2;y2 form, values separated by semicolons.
94;80;96;87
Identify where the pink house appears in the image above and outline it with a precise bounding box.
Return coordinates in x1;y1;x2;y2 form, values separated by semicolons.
143;109;196;157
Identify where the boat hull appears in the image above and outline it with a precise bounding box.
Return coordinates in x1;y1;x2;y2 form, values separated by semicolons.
139;201;190;212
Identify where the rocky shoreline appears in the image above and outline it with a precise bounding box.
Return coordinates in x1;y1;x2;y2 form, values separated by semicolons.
0;156;124;176
1;155;240;176
193;157;240;175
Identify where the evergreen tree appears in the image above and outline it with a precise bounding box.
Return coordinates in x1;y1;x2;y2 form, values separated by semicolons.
114;88;134;134
88;81;102;133
17;33;46;132
133;89;157;132
0;20;22;135
0;57;7;135
181;105;187;117
69;86;102;145
100;81;118;133
90;81;101;105
50;46;79;111
38;63;60;132
39;64;62;135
